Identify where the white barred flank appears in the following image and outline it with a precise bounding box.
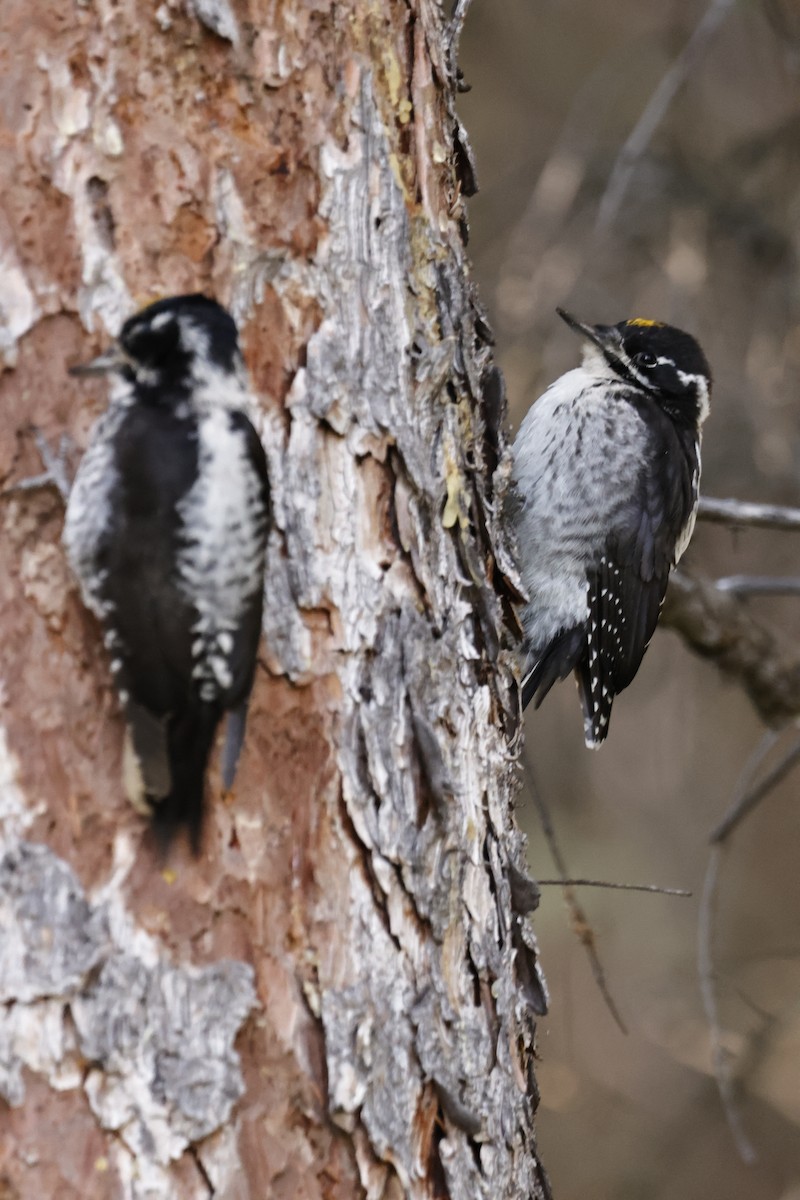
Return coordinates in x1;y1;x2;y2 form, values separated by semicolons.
62;381;134;617
176;402;268;700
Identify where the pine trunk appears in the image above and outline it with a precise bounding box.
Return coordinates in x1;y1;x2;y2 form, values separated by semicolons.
0;2;549;1196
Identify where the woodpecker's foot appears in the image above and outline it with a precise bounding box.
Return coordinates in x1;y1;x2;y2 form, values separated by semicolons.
1;428;73;504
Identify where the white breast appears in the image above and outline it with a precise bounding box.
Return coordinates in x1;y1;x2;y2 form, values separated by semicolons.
511;368;649;651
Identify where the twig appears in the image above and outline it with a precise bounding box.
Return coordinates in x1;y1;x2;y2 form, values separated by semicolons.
697;496;800;532
696;728;796;1164
714;575;800;597
661;571;800;727
447;0;473;78
713;728;780;842
538;879;690;896
710;731;800;843
697;845;758;1165
524;756;628;1034
596;0;736;230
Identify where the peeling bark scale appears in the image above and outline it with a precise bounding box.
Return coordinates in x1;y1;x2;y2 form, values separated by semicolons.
0;3;549;1197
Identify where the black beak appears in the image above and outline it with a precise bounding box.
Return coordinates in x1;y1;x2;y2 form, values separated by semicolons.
556;308;622;356
69;345;130;377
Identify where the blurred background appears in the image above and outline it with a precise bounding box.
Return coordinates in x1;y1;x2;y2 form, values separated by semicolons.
460;2;800;1197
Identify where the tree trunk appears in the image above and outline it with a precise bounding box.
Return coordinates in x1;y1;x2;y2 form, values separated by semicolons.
0;2;549;1196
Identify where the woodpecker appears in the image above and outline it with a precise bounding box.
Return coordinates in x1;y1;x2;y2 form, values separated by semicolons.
511;309;711;747
64;294;270;848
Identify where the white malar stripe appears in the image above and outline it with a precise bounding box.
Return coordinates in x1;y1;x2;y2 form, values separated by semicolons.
182;318;255;415
676;370;711;424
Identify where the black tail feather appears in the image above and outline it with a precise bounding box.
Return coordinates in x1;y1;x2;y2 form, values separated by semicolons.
521;626;585;711
220;699;249;791
150;702;222;855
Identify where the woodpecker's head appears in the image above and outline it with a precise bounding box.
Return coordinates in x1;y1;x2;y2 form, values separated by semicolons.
70;294;243;398
557;308;712;427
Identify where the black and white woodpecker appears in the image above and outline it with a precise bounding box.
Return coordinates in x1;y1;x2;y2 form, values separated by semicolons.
64;294;270;848
511;309;711;747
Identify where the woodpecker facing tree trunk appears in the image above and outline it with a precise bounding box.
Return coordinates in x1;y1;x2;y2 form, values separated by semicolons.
0;2;548;1197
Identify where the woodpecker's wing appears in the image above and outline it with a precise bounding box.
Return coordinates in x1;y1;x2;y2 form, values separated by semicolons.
577;419;697;744
100;405;201;713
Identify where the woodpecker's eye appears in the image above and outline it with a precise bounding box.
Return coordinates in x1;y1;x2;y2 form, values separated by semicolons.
634;351;657;369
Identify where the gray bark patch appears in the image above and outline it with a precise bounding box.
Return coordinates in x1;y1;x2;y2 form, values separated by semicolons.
0;839;255;1166
0;841;108;1003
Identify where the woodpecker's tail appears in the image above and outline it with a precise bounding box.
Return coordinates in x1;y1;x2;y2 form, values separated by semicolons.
575;660;614;749
220;698;250;791
150;702;222;854
521;626;584;711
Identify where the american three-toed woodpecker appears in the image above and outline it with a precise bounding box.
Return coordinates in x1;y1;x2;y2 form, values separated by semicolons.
65;294;270;847
511;309;712;747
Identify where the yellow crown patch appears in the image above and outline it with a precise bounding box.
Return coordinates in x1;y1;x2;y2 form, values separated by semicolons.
626;317;664;328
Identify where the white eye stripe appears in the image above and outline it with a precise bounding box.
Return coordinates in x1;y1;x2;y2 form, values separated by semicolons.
676;368;707;386
640;357;710;390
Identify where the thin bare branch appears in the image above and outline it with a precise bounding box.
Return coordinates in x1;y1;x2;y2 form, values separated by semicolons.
714;575;800;597
720;728;780;822
696;729;794;1164
661;571;800;727
710;732;800;843
698;495;800;532
524;758;629;1034
697;845;758;1165
447;0;473;77
538;879;690;896
596;0;736;230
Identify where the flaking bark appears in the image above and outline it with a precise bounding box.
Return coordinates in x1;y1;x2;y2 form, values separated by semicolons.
0;2;547;1197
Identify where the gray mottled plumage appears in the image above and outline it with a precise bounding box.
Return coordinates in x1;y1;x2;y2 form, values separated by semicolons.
511;310;711;747
64;294;269;848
